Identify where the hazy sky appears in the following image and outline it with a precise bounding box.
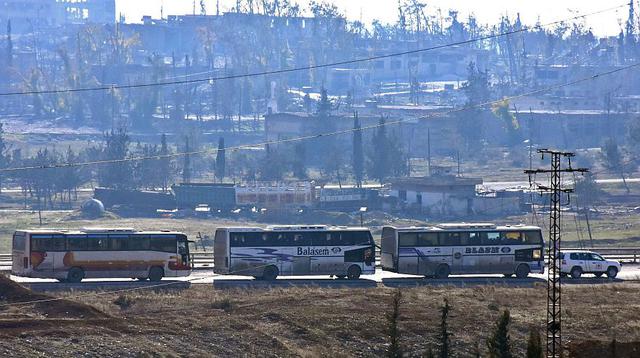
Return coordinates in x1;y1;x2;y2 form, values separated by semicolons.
116;0;631;36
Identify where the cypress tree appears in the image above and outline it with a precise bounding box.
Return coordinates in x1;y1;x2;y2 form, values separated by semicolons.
438;299;452;358
526;328;543;358
487;310;513;358
182;137;191;183
386;290;402;358
215;137;226;181
352;112;364;187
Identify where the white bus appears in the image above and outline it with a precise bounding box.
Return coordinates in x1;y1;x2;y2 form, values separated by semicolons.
381;223;544;278
213;225;376;280
11;228;192;282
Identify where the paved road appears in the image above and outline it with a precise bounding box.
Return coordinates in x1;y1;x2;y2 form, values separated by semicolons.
10;264;640;291
483;178;640;191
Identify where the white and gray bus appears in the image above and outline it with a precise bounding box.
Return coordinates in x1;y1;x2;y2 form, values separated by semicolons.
12;228;192;282
381;223;544;278
213;225;376;280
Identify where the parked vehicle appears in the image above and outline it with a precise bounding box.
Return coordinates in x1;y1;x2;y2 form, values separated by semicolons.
559;250;621;279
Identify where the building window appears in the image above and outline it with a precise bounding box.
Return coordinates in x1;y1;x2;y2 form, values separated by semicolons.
399;190;407;201
416;193;423;205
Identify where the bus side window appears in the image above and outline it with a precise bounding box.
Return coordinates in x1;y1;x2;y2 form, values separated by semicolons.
68;235;88;251
398;233;418;247
292;233;311;246
86;236;109;251
418;233;438;246
483;232;500;245
469;232;481;245
129;235;149;250
459;232;470;245
502;232;523;245
447;233;461;246
524;231;543;244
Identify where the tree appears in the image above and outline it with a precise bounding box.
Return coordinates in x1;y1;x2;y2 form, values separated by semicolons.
601;138;634;193
491;99;520;145
6;20;12;68
99;127;132;189
438;299;452;358
526;328;543;358
215;137;226;182
260;144;285;181
158;134;173;192
0;123;10;193
352;113;364;187
458;62;491;153
486;310;513;358
292;143;307;179
182;136;192;183
386;290;402;358
368;117;407;183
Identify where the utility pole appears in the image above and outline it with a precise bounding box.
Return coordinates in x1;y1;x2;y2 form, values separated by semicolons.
525;149;588;358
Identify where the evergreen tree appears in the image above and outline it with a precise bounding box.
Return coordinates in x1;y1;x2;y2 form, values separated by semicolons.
526;328;543;358
486;310;513;358
215;137;226;182
386;289;402;358
6;20;12;68
0;123;9;193
352;112;364;187
438;299;452;358
182;136;191;183
99;127;132;189
159;134;173;192
292;143;307;179
368;117;407;183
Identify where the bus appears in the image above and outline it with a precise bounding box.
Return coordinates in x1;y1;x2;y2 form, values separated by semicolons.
381;223;544;278
214;225;375;280
11;228;192;282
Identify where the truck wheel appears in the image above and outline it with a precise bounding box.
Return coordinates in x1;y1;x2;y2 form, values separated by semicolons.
67;267;85;283
347;265;361;280
570;267;582;279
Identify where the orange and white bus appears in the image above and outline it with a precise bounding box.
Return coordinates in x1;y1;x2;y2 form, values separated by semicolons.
11;228;192;282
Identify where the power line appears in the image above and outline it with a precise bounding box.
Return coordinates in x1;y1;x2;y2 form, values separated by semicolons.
0;2;630;98
1;61;639;173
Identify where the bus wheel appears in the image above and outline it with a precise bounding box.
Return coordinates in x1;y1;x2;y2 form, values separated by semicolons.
435;264;450;279
347;265;361;280
148;267;164;282
515;264;530;279
67;267;85;283
263;266;279;281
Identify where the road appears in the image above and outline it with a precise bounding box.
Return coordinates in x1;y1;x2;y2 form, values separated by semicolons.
483;178;640;191
9;264;640;291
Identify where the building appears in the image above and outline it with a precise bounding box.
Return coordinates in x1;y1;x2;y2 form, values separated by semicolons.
389;175;482;216
0;0;115;33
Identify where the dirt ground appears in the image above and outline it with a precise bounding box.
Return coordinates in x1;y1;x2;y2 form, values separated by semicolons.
1;277;640;357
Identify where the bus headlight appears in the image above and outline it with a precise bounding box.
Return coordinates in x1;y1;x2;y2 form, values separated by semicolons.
533;249;541;260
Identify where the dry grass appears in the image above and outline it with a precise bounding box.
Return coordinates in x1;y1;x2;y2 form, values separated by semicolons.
1;283;639;357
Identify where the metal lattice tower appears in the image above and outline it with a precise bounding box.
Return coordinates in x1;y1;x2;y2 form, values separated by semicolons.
525;149;588;358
